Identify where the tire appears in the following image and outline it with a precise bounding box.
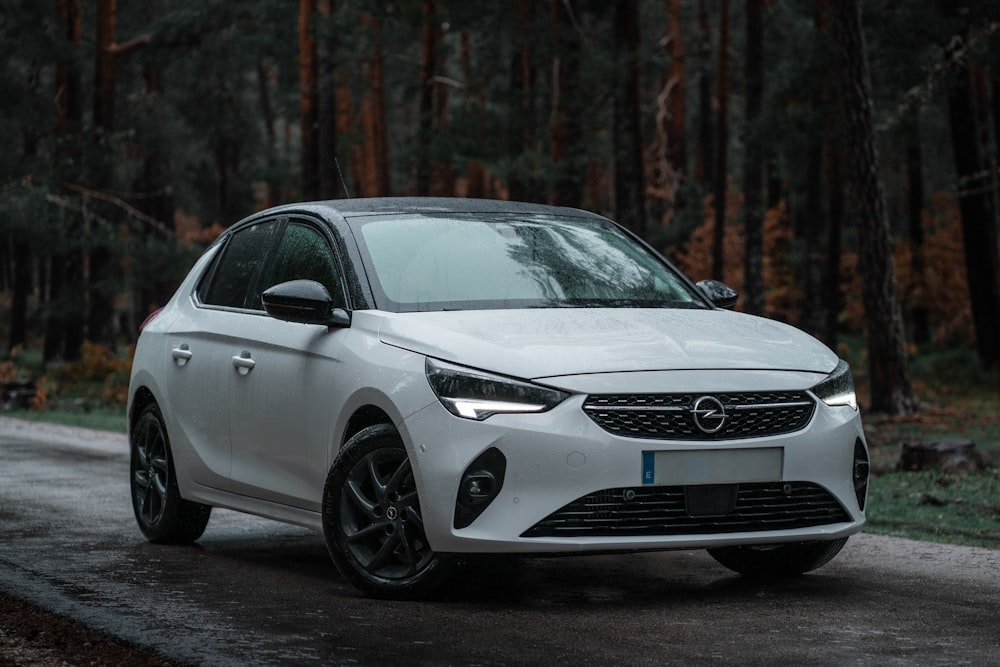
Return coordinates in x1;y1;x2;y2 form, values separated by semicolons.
707;537;849;576
322;424;456;599
130;403;211;544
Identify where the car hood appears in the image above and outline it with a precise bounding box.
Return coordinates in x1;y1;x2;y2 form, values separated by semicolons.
376;308;837;380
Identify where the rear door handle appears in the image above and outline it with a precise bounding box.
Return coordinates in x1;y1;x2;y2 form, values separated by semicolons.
171;344;192;366
232;351;255;375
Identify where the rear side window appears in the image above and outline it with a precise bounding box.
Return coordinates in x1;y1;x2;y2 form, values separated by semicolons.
199;221;281;308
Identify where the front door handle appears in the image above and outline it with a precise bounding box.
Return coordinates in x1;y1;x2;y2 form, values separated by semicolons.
171;344;192;366
232;351;255;375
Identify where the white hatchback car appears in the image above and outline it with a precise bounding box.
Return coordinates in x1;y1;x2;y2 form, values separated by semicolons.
128;198;869;598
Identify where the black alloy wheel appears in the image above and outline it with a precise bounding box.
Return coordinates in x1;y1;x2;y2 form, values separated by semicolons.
130;403;211;543
323;424;455;599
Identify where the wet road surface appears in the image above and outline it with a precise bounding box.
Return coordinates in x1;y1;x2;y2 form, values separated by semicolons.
1;417;997;665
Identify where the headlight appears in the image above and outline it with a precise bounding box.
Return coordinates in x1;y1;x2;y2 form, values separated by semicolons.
426;358;569;421
811;359;858;410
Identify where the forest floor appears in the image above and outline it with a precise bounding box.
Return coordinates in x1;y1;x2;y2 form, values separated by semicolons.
0;593;177;667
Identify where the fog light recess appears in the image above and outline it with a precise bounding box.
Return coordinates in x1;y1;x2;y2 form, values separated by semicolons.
454;447;506;529
853;438;870;511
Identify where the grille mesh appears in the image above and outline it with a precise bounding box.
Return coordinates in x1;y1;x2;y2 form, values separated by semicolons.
521;482;850;538
583;391;815;440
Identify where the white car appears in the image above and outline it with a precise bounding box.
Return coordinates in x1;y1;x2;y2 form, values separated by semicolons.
127;198;869;598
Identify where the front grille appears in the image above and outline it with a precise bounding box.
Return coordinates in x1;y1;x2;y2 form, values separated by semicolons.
583;391;815;440
521;482;850;538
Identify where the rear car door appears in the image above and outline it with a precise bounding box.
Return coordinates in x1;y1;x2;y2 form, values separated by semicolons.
166;220;283;488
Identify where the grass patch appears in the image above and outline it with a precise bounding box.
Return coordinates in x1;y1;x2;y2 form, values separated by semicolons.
865;471;1000;549
4;408;127;433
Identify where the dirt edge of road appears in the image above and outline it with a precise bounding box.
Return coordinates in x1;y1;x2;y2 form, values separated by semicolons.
0;593;178;667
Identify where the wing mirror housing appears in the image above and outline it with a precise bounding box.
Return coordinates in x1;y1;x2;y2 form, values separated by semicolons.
695;279;739;310
262;280;351;328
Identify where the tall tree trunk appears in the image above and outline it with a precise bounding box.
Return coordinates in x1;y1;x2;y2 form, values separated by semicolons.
905;117;930;344
695;0;713;185
299;0;319;200
8;242;30;352
316;0;339;199
947;59;1000;369
666;0;686;175
94;0;117;134
507;0;542;202
370;11;389;196
550;0;583;207
88;0;118;348
50;0;84;361
460;30;487;198
823;141;844;350
416;0;439;196
613;0;645;238
711;0;730;280
801;139;824;333
56;0;83;137
831;0;917;414
742;0;764;315
257;60;280;207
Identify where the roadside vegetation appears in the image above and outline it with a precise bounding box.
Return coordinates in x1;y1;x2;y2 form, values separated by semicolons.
1;338;997;549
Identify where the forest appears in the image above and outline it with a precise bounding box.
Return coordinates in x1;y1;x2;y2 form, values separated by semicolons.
1;0;999;418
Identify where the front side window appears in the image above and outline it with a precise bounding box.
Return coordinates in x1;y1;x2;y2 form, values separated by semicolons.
199;221;281;309
353;214;703;312
253;222;343;309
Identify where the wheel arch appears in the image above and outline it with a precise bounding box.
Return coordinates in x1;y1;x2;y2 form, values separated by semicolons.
341;405;395;446
128;385;159;436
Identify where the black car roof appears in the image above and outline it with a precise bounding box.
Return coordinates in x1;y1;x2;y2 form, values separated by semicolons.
241;197;610;222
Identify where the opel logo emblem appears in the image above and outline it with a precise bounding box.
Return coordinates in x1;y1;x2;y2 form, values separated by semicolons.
692;396;727;434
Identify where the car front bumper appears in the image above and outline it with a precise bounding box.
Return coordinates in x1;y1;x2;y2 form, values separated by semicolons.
402;384;867;554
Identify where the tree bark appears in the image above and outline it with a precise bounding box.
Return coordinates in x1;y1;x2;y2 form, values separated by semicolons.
947;60;1000;369
665;0;686;176
55;0;83;137
711;0;730;280
299;0;319;200
316;0;339;199
742;0;764;315
613;0;645;238
550;0;583;207
416;0;439;196
507;0;543;202
94;0;116;133
88;0;118;348
694;0;713;186
830;0;917;414
823;142;844;350
905;117;930;344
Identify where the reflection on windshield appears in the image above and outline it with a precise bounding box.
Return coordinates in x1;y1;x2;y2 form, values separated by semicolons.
356;214;703;312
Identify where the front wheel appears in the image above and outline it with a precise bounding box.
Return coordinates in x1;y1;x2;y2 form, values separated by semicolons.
707;538;849;576
322;424;456;599
130;403;211;544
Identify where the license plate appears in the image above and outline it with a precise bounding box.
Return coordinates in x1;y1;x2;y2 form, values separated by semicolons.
641;448;783;486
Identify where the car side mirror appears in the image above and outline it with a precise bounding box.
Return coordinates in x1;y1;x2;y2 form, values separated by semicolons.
261;279;351;328
695;279;738;310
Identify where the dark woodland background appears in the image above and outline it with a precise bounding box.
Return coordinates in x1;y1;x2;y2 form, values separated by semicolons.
2;0;1000;416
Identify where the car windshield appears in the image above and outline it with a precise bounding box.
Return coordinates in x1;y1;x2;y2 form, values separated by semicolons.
352;213;705;313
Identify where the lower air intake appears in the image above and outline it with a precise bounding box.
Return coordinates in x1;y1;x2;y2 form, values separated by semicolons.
521;481;850;538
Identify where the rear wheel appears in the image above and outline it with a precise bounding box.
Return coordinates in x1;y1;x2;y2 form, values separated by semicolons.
707;538;849;576
130;403;211;543
322;424;456;599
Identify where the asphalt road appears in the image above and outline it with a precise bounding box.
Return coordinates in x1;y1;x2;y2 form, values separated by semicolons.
1;417;997;666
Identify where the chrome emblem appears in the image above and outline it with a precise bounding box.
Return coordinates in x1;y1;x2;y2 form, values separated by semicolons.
692;396;727;434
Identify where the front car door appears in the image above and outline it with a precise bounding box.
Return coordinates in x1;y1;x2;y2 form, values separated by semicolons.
224;219;350;511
